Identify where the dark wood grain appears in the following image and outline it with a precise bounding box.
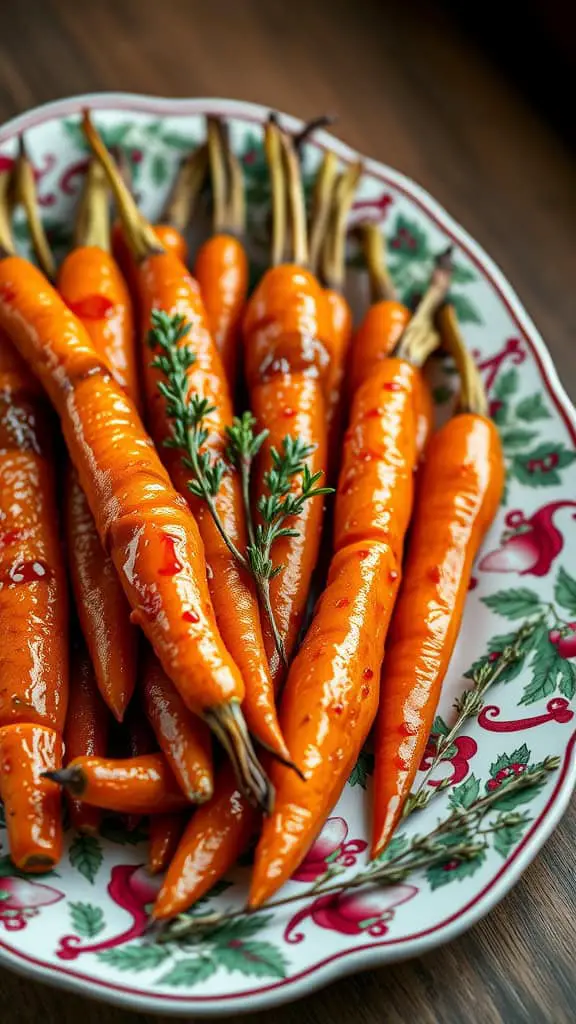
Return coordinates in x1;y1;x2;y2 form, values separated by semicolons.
0;1;575;1022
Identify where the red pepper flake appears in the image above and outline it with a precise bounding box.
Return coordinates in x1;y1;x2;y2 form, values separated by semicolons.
382;381;402;392
158;534;183;577
335;597;350;609
67;294;115;320
363;667;374;680
182;610;200;624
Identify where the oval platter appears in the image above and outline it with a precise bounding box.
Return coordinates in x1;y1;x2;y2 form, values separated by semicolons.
0;94;574;1017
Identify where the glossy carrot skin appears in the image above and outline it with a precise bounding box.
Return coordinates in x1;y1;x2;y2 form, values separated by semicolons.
0;335;68;732
64;645;109;835
249;358;430;907
153;760;257;918
137;250;286;759
141;649;213;803
112;222;188;309
149;812;187;875
194;233;248;389
324;289;353;481
372;415;504;857
0;724;63;871
349;300;410;398
58;245;140;403
62;754;191;814
65;465;137;720
0;256;245;717
244;265;331;684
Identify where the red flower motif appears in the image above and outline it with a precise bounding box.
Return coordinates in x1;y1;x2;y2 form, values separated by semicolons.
0;877;64;931
284;885;417;943
480;502;576;578
291;817;367;883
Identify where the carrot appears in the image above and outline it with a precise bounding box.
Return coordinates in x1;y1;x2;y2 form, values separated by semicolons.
371;305;504;857
47;753;191;815
0;209;270;814
83;113;290;773
149;813;187;875
248;257;452;907
64;641;109;835
18;151;140;723
0;167;68;871
243;117;332;684
153;760;258;918
0;724;63;872
123;699;160;831
193;117;248;389
141;647;213;803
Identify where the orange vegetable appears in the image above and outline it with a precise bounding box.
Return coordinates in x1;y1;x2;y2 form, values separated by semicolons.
193;117;248;389
249;259;452;907
47;753;191;815
0;723;63;872
372;306;504;857
64;642;109;835
123;699;158;832
153;760;257;918
243;119;331;685
19;154;140;723
141;647;213;803
84;113;289;772
149;812;187;875
0;248;269;811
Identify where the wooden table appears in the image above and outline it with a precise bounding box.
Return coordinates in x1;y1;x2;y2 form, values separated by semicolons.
1;1;575;1021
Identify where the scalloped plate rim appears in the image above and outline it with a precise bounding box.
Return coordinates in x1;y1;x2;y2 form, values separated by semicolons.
0;92;574;1017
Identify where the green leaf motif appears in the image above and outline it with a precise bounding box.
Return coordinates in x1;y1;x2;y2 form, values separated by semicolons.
98;943;171;972
449;773;480;810
68;901;105;939
388;214;430;260
520;634;564;705
448;291;483;325
431;715;449;738
493;368;519;402
554;567;576;616
159;956;216;987
464;630;530;686
482;588;541;620
511;442;576;488
426;848;486;890
69;834;103;884
515;393;551;422
490;743;530;777
151;153;169;187
558;659;576;699
215;940;288;979
450;260;476;285
348;748;375;789
492;815;531;859
500;428;538;451
212;913;273;946
161;131;198;150
489;761;548;812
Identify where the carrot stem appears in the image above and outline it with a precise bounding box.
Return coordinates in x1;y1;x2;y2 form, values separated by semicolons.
15;137;56;280
395;248;453;367
161;145;208;233
203;702;274;814
321;160;362;292
437;303;488;416
74;158;111;251
0;169;15;257
279;125;308;266
309;151;339;276
264;118;286;267
359;222;397;302
207;117;228;235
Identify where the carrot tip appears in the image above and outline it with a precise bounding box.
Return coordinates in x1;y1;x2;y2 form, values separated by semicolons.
203;702;274;814
42;767;85;796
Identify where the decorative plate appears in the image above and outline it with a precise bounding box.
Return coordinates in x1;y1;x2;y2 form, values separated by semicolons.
0;94;574;1017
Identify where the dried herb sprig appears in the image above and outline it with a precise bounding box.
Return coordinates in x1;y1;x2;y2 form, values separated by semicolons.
148;310;334;665
404;618;542;815
157;756;559;943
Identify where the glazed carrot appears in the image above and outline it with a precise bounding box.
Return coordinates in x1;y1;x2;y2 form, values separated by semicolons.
83;113;290;771
243;118;332;684
153;760;258;918
141;647;213;803
0;226;270;813
64;641;110;835
0;168;68;872
149;813;187;875
371;306;504;857
0;724;63;872
19;152;140;722
248;259;452;907
47;753;191;815
193;118;248;389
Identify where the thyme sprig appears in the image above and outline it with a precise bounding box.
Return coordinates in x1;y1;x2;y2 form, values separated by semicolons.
156;756;559;943
148;310;334;665
404;618;542;815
